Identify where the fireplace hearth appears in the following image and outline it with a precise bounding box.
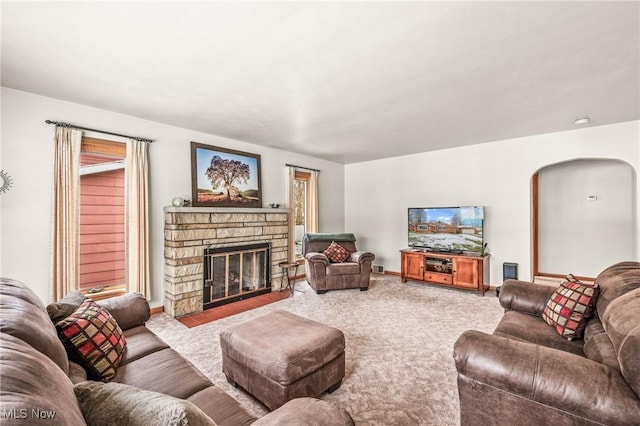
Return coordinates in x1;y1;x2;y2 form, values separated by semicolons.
203;242;271;309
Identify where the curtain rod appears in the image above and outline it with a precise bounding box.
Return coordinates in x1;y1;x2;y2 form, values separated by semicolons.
45;120;153;143
286;163;320;172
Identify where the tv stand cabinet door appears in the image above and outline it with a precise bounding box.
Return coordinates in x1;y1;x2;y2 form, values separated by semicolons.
402;252;424;281
453;257;479;289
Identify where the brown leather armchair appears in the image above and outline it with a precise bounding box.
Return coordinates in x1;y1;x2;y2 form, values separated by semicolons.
303;233;375;294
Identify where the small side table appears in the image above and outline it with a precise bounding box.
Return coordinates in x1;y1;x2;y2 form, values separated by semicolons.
278;261;299;294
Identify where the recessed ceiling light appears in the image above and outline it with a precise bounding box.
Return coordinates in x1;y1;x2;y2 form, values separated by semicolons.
574;117;591;125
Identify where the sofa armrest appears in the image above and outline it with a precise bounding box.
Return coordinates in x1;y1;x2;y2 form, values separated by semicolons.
499;279;557;316
253;397;354;425
453;330;640;424
98;292;150;331
349;251;375;264
305;252;330;266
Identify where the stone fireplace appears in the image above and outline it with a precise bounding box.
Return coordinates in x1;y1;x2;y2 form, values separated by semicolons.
164;207;289;317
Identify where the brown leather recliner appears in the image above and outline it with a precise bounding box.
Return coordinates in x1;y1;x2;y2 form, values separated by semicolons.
303;233;375;294
453;261;640;425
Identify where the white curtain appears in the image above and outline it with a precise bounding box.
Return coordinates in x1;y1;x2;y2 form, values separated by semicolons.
286;166;297;262
308;170;319;233
125;140;151;298
50;127;82;302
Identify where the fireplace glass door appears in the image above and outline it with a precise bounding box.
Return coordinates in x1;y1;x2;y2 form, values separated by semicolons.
203;243;270;309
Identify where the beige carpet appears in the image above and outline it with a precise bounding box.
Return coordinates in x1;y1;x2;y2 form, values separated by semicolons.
147;274;504;425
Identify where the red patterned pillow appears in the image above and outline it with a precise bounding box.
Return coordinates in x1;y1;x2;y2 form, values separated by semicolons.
56;299;126;381
542;279;599;341
323;241;351;263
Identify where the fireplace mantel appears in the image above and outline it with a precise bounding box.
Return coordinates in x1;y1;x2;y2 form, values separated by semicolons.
164;207;290;317
165;206;289;214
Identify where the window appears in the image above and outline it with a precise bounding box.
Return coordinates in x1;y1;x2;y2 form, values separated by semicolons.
287;166;318;261
51;127;149;301
79;138;126;295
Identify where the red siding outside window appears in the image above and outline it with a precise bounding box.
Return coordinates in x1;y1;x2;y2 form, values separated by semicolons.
79;152;125;291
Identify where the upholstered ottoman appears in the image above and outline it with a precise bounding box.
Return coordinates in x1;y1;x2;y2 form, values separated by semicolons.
220;309;346;410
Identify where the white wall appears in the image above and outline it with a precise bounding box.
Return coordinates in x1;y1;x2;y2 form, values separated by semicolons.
0;88;345;307
345;121;640;285
537;159;635;277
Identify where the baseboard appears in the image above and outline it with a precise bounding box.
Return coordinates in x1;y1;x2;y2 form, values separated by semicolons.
150;306;164;315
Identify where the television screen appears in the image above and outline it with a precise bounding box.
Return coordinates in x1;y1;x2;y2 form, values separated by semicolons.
408;206;484;254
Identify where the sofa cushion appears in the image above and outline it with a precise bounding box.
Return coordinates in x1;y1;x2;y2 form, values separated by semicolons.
112;347;213;399
594;261;640;316
583;318;620;372
0;332;87;425
499;280;558;317
542;280;598;341
68;360;89;384
56;299;126;381
253;398;354;426
0;280;70;373
74;381;216;426
119;325;170;366
46;290;87;323
0;277;48;309
187;386;256;426
326;263;361;275
98;292;151;331
494;310;584;356
601;288;640;398
323;241;351;263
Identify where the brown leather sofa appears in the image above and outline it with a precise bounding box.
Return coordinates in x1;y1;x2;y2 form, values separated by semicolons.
303;233;375;294
453;262;640;426
0;278;354;425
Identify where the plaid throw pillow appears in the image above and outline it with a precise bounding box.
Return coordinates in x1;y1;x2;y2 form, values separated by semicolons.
542;279;599;341
323;241;351;263
56;299;126;381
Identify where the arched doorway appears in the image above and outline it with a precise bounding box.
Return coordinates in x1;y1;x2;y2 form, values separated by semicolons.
533;159;636;280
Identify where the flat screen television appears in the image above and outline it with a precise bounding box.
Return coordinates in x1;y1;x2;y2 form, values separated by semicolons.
408;206;485;254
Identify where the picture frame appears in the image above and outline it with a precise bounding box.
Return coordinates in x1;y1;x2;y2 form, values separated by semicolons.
190;142;262;207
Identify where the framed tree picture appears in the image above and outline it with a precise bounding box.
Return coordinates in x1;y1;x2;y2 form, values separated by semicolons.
191;142;262;207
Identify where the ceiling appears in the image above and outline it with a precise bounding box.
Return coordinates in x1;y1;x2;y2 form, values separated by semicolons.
2;2;639;164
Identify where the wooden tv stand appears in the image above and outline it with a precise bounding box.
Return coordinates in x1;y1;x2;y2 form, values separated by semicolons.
400;249;490;296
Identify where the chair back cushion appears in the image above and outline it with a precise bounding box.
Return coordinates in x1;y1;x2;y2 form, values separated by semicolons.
303;233;357;255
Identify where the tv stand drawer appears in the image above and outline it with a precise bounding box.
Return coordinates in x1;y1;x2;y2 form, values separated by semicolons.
425;272;452;285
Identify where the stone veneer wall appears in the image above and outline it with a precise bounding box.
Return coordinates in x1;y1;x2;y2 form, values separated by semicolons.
164;207;290;317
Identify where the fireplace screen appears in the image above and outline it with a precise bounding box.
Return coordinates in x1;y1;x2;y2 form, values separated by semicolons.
203;242;271;309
